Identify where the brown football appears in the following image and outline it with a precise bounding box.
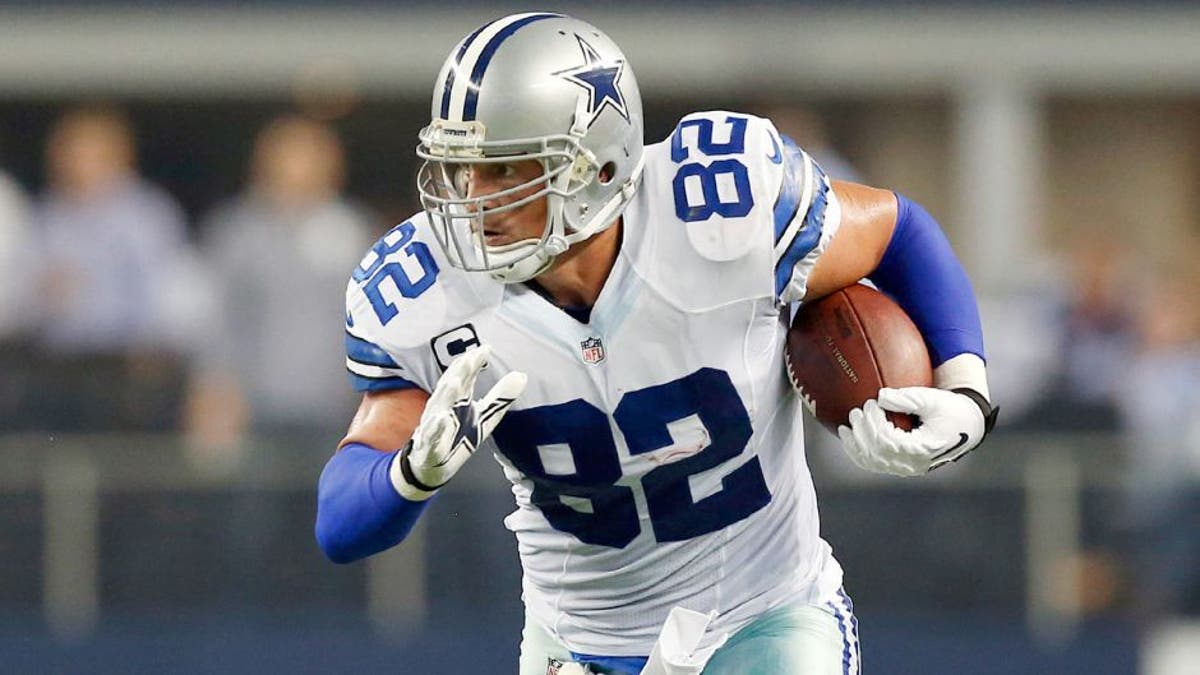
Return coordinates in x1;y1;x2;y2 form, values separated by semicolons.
785;283;933;434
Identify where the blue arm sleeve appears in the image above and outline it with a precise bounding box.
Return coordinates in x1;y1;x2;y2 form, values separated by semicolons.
867;193;985;367
315;442;431;564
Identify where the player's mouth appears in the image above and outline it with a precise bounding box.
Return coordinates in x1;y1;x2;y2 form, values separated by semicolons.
483;228;509;246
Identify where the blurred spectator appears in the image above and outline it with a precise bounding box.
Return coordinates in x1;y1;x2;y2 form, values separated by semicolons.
0;169;33;426
1113;266;1200;620
973;262;1063;424
0;170;32;340
185;115;374;463
1010;235;1136;432
27;105;204;432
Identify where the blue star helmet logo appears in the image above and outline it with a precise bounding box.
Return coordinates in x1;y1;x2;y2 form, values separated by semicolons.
555;35;629;127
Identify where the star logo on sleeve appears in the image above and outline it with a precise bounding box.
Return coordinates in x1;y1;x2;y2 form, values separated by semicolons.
555;35;629;127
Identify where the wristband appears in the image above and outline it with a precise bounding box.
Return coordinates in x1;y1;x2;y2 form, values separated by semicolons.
951;388;999;436
397;440;447;493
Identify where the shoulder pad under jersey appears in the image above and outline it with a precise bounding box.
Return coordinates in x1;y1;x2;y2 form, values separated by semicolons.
344;213;500;393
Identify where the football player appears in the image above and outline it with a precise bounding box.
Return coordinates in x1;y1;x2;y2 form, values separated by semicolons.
316;12;997;674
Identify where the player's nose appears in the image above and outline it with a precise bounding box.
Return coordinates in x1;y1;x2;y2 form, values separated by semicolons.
467;180;507;210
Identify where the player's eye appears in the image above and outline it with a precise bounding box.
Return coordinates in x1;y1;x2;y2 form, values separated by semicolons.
475;162;518;181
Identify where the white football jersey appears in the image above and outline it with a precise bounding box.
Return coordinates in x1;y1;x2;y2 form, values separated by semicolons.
345;111;845;655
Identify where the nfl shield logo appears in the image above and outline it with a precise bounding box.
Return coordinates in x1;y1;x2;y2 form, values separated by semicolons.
580;336;605;365
547;659;593;675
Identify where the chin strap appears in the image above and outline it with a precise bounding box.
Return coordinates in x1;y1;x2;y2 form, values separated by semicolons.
489;156;644;284
483;92;644;285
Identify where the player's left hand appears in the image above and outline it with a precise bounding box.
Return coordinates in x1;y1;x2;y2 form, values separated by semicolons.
837;387;992;477
391;346;527;500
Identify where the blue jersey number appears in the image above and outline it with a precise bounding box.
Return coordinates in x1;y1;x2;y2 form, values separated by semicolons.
492;368;771;548
670;116;755;223
352;221;439;325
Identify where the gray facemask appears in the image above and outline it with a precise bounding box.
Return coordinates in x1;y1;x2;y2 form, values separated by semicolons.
417;13;645;283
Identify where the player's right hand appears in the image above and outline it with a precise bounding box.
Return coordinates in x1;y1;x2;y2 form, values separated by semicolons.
390;345;526;501
837;387;988;477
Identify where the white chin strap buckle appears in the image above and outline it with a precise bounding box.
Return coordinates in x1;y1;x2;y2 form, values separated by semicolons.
545;235;569;256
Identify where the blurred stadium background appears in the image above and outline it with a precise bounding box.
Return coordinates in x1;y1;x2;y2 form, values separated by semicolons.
1;2;1198;673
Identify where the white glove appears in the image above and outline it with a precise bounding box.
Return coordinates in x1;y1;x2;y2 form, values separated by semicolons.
838;387;994;477
390;345;527;500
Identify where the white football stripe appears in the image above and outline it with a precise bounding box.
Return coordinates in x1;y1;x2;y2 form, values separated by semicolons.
773;150;815;262
445;12;552;122
346;358;407;380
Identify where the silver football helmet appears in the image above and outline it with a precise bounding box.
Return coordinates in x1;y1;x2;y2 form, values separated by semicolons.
417;13;645;283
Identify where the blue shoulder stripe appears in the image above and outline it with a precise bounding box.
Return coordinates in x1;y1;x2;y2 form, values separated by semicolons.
348;371;421;393
345;331;399;369
774;162;830;298
462;13;562;121
772;134;806;244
